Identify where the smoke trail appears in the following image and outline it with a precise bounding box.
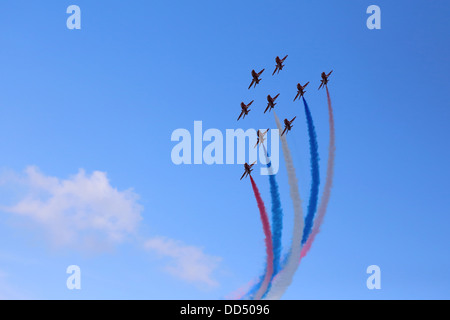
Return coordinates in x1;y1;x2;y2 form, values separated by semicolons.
238;143;283;300
263;143;284;276
301;97;320;245
301;86;335;259
256;144;284;299
249;175;274;300
264;112;304;300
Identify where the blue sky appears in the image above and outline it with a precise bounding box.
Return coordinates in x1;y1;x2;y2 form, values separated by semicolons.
0;0;449;299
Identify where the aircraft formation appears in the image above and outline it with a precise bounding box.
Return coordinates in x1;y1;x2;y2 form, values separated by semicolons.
239;55;333;179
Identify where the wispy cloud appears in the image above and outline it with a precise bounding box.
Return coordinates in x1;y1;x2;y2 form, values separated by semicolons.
1;166;223;289
1;166;143;251
144;237;222;288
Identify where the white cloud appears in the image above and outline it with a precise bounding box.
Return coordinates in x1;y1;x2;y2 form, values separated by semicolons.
1;166;223;288
2;166;143;251
144;237;222;288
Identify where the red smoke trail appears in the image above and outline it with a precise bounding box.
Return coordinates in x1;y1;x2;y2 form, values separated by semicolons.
250;175;274;300
301;86;336;259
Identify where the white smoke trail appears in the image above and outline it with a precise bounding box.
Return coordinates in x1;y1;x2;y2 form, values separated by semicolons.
263;112;304;300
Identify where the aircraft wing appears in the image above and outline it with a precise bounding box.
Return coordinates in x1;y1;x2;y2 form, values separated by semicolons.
248;80;255;89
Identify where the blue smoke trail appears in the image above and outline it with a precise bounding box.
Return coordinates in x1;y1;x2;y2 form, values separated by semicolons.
242;274;264;300
269;174;283;274
259;173;284;299
263;143;284;276
301;96;320;245
241;145;284;300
